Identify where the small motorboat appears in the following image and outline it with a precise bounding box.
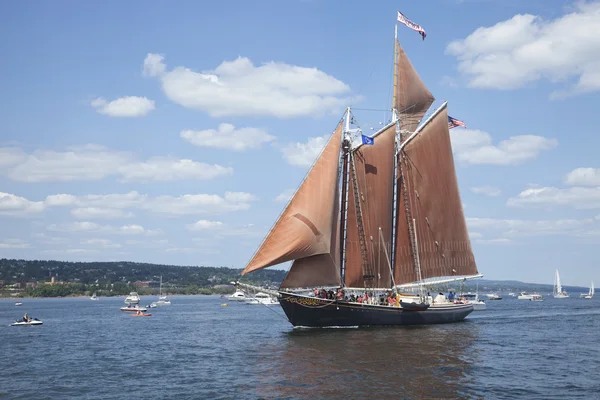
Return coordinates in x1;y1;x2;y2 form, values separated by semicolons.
11;318;43;326
15;302;23;306
130;313;152;317
120;305;147;312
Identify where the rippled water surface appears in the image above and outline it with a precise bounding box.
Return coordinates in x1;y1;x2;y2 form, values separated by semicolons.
1;295;598;399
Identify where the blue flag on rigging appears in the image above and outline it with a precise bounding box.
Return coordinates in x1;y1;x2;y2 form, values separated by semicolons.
361;134;374;145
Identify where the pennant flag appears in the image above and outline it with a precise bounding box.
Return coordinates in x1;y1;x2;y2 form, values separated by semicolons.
448;116;466;129
397;11;426;40
361;134;374;145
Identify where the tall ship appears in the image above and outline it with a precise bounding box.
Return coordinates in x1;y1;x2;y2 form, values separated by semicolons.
239;14;482;327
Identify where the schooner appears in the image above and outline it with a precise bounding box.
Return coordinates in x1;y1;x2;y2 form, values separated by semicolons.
238;16;482;327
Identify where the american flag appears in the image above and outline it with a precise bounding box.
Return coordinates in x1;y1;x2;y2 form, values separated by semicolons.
397;11;426;40
448;116;466;129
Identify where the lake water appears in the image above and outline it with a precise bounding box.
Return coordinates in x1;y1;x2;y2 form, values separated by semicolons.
1;295;598;399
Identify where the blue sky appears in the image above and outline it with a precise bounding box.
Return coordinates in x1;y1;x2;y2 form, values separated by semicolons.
1;1;599;287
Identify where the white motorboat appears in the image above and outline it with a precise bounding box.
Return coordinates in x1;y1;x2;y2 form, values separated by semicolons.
485;293;502;300
15;302;23;306
124;292;140;304
120;305;147;312
459;293;486;311
11;318;43;326
553;270;569;298
90;293;99;301
518;292;540;300
228;290;247;301
245;292;279;306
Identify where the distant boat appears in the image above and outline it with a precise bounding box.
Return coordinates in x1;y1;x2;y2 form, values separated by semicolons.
150;276;171;307
90;293;99;301
581;281;594;299
459;293;486;311
227;290;247;301
11;318;43;326
124;292;140;304
486;293;502;300
245;292;279;306
553;270;569;298
120;305;147;312
518;292;543;301
15;302;23;306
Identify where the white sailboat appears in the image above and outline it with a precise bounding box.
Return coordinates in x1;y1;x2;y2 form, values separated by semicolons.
150;276;171;307
553;269;569;298
581;281;594;299
90;292;99;300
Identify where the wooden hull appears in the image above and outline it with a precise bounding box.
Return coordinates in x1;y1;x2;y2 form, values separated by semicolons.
278;292;474;328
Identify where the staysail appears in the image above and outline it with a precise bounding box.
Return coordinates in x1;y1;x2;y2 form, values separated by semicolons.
394;104;478;286
241;121;344;287
394;41;435;132
344;124;396;288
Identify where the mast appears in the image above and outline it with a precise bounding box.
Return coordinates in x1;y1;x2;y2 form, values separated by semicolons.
340;108;352;284
392;24;398;113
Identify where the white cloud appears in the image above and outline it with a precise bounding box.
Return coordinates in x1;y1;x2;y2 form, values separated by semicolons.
91;96;155;117
181;123;275;151
0;145;231;183
0;192;45;216
281;134;328;167
47;222;161;236
186;220;224;231
119;157;232;182
474;238;515;245
144;192;257;215
0;239;30;249
507;186;600;209
48;191;145;209
469;232;483;239
446;3;600;97
467;216;598;237
80;239;122;248
565;168;600;186
143;53;354;118
71;207;134;220
471;185;501;197
274;189;295;202
0;148;25;167
143;53;166;77
450;129;557;165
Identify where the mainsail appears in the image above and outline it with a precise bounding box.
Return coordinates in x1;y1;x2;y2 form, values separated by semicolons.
242;121;344;288
343;124;396;288
394;104;477;286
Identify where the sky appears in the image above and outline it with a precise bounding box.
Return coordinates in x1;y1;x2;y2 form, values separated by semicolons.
1;0;599;287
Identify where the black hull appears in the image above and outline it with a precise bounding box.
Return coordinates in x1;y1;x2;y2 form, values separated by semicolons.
278;292;473;328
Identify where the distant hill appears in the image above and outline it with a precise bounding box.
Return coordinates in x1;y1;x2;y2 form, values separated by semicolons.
0;258;286;297
0;258;589;296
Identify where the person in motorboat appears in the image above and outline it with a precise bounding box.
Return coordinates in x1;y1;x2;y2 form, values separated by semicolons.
23;313;31;322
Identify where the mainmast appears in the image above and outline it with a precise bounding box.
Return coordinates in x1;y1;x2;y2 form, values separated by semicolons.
392;24;398;113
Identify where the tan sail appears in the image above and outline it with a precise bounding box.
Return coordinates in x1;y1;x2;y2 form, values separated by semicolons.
394;40;435;132
343;124;396;288
394;105;477;285
281;156;342;288
242;121;343;276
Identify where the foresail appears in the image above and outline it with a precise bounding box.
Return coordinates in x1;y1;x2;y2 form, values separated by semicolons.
343;124;396;288
394;105;478;285
395;41;435;132
242;121;343;275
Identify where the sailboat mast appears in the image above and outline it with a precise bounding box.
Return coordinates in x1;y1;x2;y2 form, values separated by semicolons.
339;108;352;284
392;24;398;112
